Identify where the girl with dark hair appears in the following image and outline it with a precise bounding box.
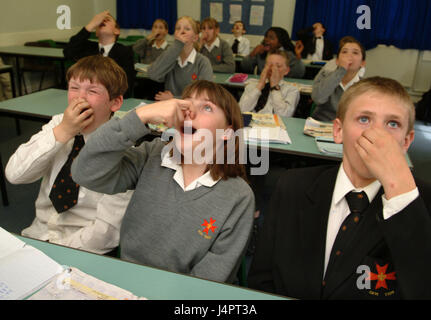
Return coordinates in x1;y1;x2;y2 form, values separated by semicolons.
241;26;305;78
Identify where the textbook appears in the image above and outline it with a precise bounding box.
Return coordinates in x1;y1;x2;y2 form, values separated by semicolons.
134;63;149;73
303;117;333;138
243;112;291;144
0;228;144;300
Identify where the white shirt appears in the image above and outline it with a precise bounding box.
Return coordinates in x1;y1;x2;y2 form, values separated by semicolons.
98;42;115;57
161;148;220;191
152;40;168;50
323;164;419;277
204;37;220;53
239;78;300;117
5;114;133;254
228;36;251;56
307;36;324;61
339;72;361;91
177;48;197;68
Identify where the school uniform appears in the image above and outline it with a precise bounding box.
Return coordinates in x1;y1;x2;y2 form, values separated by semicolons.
5;114;133;254
71;110;255;283
228;36;250;56
241;50;305;79
311;66;362;122
148;39;213;97
200;37;235;73
239;78;300;117
132;38;169;64
63;27;135;97
248;164;431;299
296;27;334;61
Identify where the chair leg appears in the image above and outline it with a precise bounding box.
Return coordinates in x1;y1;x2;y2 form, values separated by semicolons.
0;154;9;206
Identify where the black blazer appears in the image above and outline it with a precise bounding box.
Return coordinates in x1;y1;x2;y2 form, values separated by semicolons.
248;165;431;299
63;27;135;97
297;27;334;61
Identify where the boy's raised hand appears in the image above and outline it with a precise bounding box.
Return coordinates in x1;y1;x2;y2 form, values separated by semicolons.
269;64;282;87
85;10;110;32
257;64;271;90
54;98;94;143
355;127;416;200
136;99;192;129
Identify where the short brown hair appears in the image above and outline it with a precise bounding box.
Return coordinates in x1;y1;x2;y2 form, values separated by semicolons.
153;18;168;30
337;76;415;132
337;36;366;61
66;55;128;100
181;80;247;181
201;17;219;30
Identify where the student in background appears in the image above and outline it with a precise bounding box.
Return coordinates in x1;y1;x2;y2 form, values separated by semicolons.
228;21;250;56
311;36;366;122
241;27;305;79
239;50;299;117
0;57;12;101
199;17;235;73
63;10;135;98
248;76;431;299
5;55;133;255
295;22;334;61
72;80;255;283
133;18;169;64
148;16;213;101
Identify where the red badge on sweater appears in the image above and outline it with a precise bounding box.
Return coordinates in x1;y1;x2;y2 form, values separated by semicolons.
216;55;221;61
191;73;197;80
198;217;218;239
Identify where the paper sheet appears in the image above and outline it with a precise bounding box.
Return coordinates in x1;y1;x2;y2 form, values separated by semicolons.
210;2;223;22
250;5;264;26
29;267;146;300
0;228;62;300
229;4;242;24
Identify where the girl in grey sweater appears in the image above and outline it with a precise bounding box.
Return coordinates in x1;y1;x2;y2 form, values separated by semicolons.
72;80;255;283
133;19;169;64
148;16;213;101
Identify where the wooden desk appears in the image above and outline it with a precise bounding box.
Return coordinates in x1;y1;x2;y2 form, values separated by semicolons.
0;45;66;96
19;235;286;300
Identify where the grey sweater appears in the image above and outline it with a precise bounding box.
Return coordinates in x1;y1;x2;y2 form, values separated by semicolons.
241;50;305;79
311;66;348;122
200;38;235;73
132;38;168;64
71;110;255;283
148;39;213;97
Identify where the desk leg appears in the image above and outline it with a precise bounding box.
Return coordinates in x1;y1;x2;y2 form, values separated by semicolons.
0;154;9;206
15;56;22;97
8;69;21;135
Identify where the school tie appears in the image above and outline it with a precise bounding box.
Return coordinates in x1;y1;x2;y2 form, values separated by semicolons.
100;47;105;56
254;82;271;113
232;39;240;54
328;191;369;265
49;135;85;213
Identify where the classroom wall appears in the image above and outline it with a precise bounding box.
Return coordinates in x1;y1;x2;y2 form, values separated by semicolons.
0;0;117;46
177;0;430;94
1;0;429;94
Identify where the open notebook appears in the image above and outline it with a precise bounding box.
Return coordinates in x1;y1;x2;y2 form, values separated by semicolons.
243;112;291;144
0;228;144;300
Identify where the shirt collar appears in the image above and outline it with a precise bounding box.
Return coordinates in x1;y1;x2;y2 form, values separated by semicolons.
99;42;115;56
177;48;197;68
152;40;168;50
340;72;361;91
333;163;381;206
204;37;220;52
160;146;220;191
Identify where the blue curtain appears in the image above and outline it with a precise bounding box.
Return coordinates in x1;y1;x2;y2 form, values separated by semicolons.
117;0;178;34
292;0;431;51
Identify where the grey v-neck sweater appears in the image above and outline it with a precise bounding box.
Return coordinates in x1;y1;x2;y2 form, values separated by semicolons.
71;110;255;283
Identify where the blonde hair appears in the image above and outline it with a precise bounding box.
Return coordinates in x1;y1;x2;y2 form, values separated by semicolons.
176;16;200;51
266;49;290;67
337;76;415;132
